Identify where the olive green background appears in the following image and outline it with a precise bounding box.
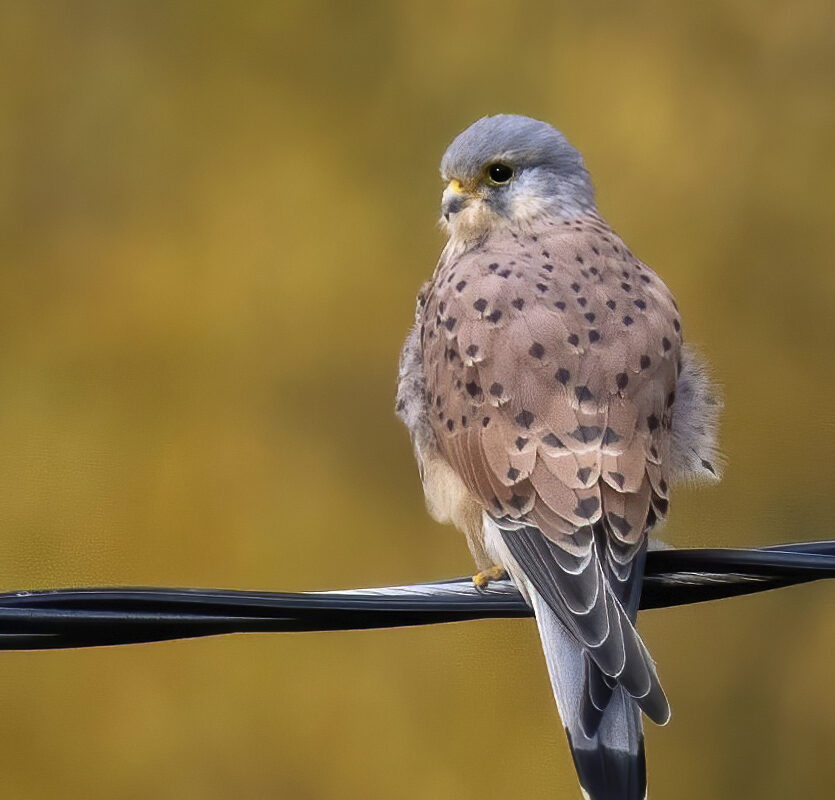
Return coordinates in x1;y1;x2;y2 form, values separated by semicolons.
1;2;833;798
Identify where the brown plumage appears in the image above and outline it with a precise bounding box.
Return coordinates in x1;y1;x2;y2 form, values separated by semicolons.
396;114;721;800
421;216;677;725
425;219;678;519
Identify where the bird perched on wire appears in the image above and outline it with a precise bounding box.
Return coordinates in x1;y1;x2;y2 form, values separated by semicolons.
396;114;722;799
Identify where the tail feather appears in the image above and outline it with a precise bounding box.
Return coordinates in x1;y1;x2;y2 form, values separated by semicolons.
531;587;647;800
568;714;646;800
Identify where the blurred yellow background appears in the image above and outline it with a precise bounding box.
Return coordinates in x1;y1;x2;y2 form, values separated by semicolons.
1;2;833;798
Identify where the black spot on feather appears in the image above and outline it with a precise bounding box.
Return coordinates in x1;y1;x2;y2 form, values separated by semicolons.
602;427;621;445
575;497;600;519
607;513;632;536
515;409;535;429
607;471;625;489
569;425;601;443
575;385;593;402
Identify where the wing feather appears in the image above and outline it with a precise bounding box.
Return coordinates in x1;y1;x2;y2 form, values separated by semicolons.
420;222;680;731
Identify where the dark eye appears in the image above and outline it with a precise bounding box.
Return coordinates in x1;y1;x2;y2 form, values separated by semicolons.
487;163;514;184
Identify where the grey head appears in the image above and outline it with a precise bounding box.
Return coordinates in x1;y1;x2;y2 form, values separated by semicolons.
439;114;595;236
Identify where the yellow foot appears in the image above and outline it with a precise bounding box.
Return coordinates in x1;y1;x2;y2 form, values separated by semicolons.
472;566;508;592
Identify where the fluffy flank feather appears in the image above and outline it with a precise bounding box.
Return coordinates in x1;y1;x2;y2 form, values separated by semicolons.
669;345;723;484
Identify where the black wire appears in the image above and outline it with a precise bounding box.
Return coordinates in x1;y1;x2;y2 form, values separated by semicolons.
0;540;832;650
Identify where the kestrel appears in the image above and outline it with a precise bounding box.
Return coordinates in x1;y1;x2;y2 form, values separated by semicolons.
396;115;721;800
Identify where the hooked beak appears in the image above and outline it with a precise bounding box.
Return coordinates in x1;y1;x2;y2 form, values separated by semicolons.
442;179;470;222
